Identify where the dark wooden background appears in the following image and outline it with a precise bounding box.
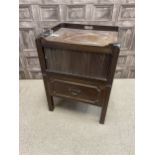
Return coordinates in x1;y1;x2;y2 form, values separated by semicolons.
19;0;135;79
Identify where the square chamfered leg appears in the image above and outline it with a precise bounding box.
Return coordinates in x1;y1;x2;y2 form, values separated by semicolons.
99;87;111;124
35;38;55;111
46;94;54;111
43;76;55;111
100;103;108;124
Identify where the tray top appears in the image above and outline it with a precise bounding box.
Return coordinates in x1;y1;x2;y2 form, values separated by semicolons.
45;28;118;47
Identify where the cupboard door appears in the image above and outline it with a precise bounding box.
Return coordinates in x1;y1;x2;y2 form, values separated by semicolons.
45;48;112;80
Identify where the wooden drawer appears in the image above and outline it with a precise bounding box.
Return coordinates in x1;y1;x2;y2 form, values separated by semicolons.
47;78;103;106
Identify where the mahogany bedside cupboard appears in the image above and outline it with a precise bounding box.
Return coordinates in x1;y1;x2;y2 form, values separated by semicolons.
36;23;120;124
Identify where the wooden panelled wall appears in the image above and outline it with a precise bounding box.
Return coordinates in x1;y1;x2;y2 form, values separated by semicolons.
19;0;135;79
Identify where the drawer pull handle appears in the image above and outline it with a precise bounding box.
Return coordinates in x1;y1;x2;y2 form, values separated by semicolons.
84;26;93;30
69;88;81;96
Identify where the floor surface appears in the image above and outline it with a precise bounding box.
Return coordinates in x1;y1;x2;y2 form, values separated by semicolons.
19;79;134;155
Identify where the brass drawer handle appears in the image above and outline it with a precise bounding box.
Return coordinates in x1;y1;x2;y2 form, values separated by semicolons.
84;26;93;30
68;88;81;96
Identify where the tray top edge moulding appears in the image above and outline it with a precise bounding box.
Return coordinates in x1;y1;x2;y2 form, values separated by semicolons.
42;23;119;47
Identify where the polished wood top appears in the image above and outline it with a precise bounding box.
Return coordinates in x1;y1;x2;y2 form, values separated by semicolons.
45;28;118;47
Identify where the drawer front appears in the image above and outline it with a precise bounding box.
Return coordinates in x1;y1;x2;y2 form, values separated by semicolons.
48;79;102;105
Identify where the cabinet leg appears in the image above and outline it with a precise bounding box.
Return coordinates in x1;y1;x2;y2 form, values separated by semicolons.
47;95;54;111
99;88;111;124
43;77;54;111
99;104;108;124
